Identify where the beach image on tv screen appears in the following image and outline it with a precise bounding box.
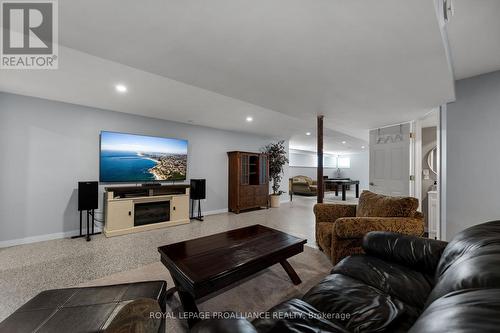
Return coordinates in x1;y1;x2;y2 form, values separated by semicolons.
100;131;188;182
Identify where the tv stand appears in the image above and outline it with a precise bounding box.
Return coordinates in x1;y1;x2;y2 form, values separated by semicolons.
104;184;190;237
141;182;162;188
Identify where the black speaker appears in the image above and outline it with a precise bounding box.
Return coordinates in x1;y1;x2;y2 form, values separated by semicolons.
190;179;206;200
78;181;98;211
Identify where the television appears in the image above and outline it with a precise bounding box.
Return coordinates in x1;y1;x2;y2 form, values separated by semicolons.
99;131;188;182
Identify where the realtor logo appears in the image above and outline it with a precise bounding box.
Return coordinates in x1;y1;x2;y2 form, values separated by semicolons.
1;0;58;69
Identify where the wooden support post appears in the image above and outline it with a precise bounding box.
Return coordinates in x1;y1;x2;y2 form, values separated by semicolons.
317;115;324;203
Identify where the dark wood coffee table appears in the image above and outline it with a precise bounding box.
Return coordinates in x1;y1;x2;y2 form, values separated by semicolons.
158;225;306;327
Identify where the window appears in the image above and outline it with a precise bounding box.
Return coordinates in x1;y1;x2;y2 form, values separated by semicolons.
337;157;351;169
289;150;351;169
289;150;337;168
323;155;337;168
289;152;317;167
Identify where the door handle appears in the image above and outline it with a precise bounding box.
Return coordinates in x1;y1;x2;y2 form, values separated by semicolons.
128;211;131;216
369;182;375;186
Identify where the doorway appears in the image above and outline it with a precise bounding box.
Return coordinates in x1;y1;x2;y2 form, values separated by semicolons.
417;110;440;239
369;123;411;196
368;111;442;240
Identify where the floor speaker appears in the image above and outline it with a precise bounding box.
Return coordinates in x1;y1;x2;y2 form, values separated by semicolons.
190;179;206;200
78;181;98;211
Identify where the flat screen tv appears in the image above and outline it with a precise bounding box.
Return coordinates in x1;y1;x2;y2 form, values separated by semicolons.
100;131;188;182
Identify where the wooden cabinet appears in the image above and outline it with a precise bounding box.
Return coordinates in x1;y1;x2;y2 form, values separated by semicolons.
170;195;189;222
106;200;134;231
228;151;269;213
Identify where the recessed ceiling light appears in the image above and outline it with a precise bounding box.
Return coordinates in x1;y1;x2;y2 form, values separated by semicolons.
342;141;347;144
246;116;253;122
115;84;127;93
361;146;366;149
306;132;311;136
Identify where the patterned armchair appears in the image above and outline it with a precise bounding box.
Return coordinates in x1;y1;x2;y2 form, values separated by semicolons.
314;190;424;264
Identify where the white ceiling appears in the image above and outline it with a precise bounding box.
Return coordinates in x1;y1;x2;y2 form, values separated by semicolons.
0;46;308;139
447;0;500;80
289;128;367;154
0;0;457;148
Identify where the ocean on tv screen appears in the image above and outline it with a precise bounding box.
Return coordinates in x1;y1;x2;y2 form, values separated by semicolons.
100;132;188;182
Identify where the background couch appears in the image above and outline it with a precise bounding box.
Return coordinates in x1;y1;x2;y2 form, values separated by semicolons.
289;175;318;196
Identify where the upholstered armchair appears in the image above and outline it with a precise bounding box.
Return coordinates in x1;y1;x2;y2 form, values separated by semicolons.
289;175;318;196
314;190;425;264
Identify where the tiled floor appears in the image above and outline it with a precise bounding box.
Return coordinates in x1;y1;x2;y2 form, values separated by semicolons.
0;192;358;321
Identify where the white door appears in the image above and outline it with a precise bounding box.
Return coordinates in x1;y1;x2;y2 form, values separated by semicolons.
369;124;411;196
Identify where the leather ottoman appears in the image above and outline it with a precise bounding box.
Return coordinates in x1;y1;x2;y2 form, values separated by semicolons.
0;280;167;333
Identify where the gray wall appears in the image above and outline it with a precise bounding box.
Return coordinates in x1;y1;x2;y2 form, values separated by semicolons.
342;152;370;190
445;70;500;239
0;92;287;243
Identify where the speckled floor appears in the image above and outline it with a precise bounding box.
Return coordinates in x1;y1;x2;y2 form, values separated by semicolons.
0;194;357;322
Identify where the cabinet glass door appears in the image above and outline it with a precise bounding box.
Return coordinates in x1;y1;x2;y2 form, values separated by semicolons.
240;154;249;185
259;154;268;184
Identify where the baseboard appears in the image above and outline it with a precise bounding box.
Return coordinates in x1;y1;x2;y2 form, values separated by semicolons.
0;226;103;248
203;208;229;216
0;206;274;248
0;210;230;247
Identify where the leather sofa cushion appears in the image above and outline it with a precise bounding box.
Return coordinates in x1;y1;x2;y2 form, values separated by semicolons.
427;220;500;305
192;316;258;333
252;298;350;333
363;232;448;275
332;255;433;308
409;288;500;333
356;191;418;218
302;274;411;332
435;220;500;277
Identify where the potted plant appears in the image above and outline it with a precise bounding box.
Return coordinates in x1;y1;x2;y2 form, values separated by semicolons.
263;140;289;208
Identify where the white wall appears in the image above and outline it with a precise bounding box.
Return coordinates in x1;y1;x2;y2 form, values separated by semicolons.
289;149;369;190
445;70;500;240
289;166;335;179
345;151;370;190
0;93;287;245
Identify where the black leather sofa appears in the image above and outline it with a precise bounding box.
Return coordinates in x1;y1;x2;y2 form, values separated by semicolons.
192;220;500;332
0;280;167;333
